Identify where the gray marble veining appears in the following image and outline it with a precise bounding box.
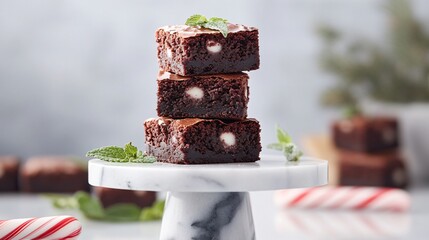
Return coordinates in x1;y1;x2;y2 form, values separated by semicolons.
160;192;254;240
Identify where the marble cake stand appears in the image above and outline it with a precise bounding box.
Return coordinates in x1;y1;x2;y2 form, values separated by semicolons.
88;155;328;240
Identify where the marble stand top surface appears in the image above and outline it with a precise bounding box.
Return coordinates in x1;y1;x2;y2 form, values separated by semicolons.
88;156;328;192
89;155;328;192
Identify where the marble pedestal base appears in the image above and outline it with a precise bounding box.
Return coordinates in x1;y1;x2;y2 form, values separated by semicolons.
160;192;254;240
88;156;328;239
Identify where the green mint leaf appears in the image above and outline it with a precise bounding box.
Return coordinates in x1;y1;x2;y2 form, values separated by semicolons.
48;191;165;222
86;146;127;162
268;126;302;162
104;204;141;222
185;14;207;26
136;150;144;158
140;200;165;222
283;143;303;162
276;125;292;144
185;14;229;38
203;19;228;37
87;143;156;163
75;191;105;220
131;154;156;163
124;142;138;159
132;150;156;163
45;194;78;209
208;17;228;23
342;105;362;119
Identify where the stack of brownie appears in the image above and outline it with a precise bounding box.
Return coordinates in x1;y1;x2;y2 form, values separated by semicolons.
332;116;409;188
144;23;262;164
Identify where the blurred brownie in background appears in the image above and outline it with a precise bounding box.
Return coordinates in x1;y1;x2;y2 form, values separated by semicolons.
0;156;20;192
20;156;89;193
332;116;399;153
338;150;408;188
93;187;156;208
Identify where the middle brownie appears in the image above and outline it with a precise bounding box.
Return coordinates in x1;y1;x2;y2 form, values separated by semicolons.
157;71;249;120
144;117;261;164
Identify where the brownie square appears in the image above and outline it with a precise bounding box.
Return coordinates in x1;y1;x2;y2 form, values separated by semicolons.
20;156;90;193
93;187;156;208
156;24;259;76
0;156;20;192
144;117;261;164
338;150;408;188
332;116;399;153
157;71;249;120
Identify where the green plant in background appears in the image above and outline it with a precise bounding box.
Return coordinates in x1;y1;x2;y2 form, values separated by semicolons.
318;0;429;110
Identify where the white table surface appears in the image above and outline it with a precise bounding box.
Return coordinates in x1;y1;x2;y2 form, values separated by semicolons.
1;189;429;240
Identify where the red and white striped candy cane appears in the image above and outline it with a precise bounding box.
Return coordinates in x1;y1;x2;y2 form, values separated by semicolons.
0;215;81;240
276;209;410;238
274;186;410;211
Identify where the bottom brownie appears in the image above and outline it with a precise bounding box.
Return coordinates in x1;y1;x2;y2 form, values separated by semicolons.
0;156;20;192
20;156;90;193
338;150;408;188
144;117;261;164
93;187;156;208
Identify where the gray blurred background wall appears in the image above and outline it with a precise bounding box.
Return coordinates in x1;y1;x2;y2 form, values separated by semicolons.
1;0;428;157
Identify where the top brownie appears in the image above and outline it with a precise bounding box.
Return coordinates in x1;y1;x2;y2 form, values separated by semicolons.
156;24;259;76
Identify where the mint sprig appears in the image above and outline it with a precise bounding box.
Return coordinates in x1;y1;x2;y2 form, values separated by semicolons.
342;104;363;119
185;14;229;37
86;142;156;163
185;14;208;26
46;191;165;222
140;200;165;221
267;125;303;162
